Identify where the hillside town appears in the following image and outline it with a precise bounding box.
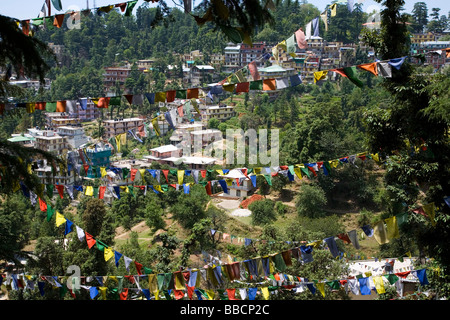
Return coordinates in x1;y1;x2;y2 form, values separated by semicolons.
1;0;450;305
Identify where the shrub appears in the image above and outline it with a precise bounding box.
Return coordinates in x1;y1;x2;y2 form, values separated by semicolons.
295;183;327;218
248;199;276;226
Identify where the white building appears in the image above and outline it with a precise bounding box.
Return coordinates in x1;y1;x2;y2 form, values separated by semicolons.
56;126;89;149
217;168;255;199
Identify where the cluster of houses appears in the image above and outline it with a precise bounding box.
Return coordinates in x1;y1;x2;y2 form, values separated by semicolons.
102;32;450;95
8;96;255;201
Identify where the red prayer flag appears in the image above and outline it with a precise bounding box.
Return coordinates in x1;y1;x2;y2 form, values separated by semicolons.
186;285;195;300
119;288;128;300
97;97;110;108
35;102;46;110
201;170;207;178
236;82;249;93
124;94;133;104
205;181;212;195
166;90;176;102
130;168;138;181
85;232;96;249
99;186;106;199
39;197;47;212
55;184;64;199
174;289;185;300
226;288;238;300
134;261;143;275
162;170;169;183
337;233;352;244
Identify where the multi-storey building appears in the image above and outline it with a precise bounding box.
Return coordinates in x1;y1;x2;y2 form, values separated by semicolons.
201;105;236;124
35;130;70;154
240;42;266;67
103;117;145;139
73;99;102;122
56;126;89;149
189;65;216;86
103;66;131;94
210;53;225;70
223;44;241;73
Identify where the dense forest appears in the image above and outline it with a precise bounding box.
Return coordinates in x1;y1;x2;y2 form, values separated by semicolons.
1;0;449;302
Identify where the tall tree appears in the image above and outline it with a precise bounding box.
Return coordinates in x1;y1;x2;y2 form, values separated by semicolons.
362;0;450;298
411;2;428;33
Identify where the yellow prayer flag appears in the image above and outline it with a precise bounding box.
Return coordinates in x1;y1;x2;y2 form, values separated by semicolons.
104;247;114;262
100;167;107;178
151;118;161;136
177;170;184;185
314;70;328;83
373;220;389;245
139;169;146;184
153;185;164;193
330;3;337;17
293;167;302;180
99;287;107;300
320;13;328;31
55;211;66;227
216;169;224;176
148;274;158;293
373;276;385;294
385;216;400;240
115;135;121;153
119;132;127;146
278;40;287;52
261;287;270;300
316;282;326;297
371;153;379;162
206;289;215;300
423;202;436;226
85;185;94;196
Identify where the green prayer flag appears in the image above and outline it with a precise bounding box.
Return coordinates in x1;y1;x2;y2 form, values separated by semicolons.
93;186;99;198
157;274;165;291
46;102;57;112
300;167;310;178
326;280;340;290
263;174;272;186
96;241;107;252
143;267;153;274
384;273;399;285
47;205;55;222
272;253;286;272
249;80;263;90
286;34;296;54
128;185;135;197
31;18;44;26
163;290;172;300
343;66;364;88
125;0;138;16
122;168;130;179
175;90;187;99
46;184;54;199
